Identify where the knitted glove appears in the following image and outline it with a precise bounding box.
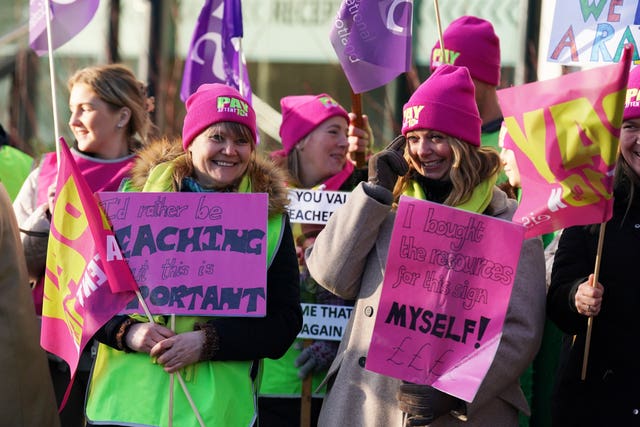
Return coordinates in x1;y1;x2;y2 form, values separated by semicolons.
294;340;338;379
397;383;461;426
368;135;409;191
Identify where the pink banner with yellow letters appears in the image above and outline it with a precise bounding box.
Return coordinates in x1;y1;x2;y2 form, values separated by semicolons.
41;139;136;378
365;196;525;402
497;45;633;238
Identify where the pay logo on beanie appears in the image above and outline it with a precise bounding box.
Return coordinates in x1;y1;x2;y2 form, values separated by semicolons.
216;96;250;117
624;65;640;121
402;106;424;129
430;15;501;87
279;93;349;154
182;83;257;150
401;64;481;146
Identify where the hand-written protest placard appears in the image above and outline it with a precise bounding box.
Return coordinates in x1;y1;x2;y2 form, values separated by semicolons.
98;192;268;317
547;1;640;65
365;196;525;402
298;303;352;341
287;189;349;224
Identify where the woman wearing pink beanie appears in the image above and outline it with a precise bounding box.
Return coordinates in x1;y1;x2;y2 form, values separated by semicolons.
260;94;372;426
270;93;372;190
306;64;546;426
85;83;302;427
547;65;640;426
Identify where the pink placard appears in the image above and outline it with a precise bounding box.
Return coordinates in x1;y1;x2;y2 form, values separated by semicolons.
365;196;525;402
98;192;268;317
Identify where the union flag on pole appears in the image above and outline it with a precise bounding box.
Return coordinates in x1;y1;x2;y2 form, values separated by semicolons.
497;45;633;239
41;138;137;378
330;0;413;94
29;0;100;56
180;0;251;101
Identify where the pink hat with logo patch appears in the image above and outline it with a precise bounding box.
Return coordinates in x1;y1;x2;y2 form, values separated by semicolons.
401;64;481;146
279;94;349;154
624;65;640;120
182;83;257;150
430;16;501;87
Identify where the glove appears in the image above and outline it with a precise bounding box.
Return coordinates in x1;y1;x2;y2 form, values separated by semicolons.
294;340;338;379
397;382;461;426
368;135;409;191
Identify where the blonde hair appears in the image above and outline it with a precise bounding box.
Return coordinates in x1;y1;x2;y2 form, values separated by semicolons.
393;137;501;206
68;64;154;151
178;121;256;190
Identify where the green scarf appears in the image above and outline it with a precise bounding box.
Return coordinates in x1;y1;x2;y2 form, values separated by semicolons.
142;161;252;193
404;174;497;214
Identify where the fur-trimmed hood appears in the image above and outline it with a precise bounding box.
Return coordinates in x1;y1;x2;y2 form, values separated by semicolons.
129;137;290;215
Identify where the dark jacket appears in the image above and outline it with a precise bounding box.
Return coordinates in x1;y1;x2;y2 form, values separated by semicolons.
547;185;640;426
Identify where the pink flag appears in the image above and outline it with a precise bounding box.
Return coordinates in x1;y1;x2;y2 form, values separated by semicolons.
29;0;100;56
41;138;136;377
497;45;633;238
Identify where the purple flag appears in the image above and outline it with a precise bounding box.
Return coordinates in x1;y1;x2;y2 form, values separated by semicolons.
29;0;100;56
180;0;252;103
330;0;413;94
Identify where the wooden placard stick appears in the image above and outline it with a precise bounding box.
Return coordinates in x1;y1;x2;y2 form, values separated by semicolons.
300;338;314;427
581;222;607;380
350;90;366;168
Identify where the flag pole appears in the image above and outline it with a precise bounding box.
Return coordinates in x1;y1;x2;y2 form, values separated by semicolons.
168;314;175;427
580;45;630;381
238;38;246;98
300;339;313;427
134;292;205;427
433;0;445;61
581;222;607;380
44;0;62;161
350;90;366;168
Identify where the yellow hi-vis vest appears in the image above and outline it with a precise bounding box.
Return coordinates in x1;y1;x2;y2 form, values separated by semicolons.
0;145;32;201
86;161;285;427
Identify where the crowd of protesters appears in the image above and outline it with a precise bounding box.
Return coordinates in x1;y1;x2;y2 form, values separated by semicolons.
3;13;639;427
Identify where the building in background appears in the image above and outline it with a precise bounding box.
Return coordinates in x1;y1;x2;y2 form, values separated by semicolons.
0;0;542;157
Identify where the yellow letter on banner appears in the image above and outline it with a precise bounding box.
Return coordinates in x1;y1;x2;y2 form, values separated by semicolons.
549;97;618;170
44;234;87;346
548;95;619;206
556;174;599;207
44;174;93;346
504;113;556;183
52;176;89;241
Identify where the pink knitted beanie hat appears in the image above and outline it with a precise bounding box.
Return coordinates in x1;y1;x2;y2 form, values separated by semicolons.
430;16;501;87
402;64;481;146
279;94;349;154
182;83;256;150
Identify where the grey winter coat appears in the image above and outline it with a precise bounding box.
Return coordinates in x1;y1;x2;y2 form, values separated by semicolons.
306;183;546;427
